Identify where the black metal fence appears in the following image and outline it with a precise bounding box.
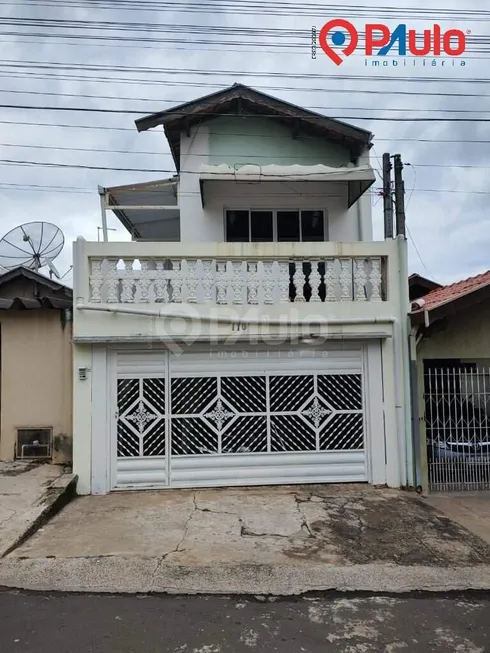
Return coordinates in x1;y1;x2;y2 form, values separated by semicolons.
425;365;490;492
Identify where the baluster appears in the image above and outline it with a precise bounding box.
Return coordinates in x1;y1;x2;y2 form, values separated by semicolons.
262;261;275;305
231;261;244;304
216;261;228;304
89;259;103;303
171;260;183;303
247;261;259;305
369;257;383;302
121;260;135;303
293;260;305;302
309;260;321;302
354;258;368;301
154;260;169;303
201;260;215;303
340;258;353;302
106;259;119;303
137;260;152;303
278;261;290;303
325;259;337;302
186;260;198;303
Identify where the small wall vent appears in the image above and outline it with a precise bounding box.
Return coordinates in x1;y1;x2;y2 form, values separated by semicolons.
16;428;52;460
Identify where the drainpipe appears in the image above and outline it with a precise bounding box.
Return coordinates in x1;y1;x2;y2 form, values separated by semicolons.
397;234;414;487
98;186;108;243
356;198;364;242
76;304;396;326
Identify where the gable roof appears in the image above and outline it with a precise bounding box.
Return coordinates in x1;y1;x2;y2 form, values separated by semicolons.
0;266;72;310
414;270;490;312
411;269;490;325
135;83;373;171
0;266;72;295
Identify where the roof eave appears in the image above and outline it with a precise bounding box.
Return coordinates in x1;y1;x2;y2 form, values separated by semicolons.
410;283;490;325
0;266;73;295
134;84;373;170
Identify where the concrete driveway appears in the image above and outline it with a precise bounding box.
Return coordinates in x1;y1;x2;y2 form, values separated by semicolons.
3;484;490;594
10;484;490;565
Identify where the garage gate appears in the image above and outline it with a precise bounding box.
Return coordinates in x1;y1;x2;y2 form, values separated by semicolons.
110;347;370;489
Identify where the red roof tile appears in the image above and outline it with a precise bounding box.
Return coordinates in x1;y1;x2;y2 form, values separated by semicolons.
412;270;490;312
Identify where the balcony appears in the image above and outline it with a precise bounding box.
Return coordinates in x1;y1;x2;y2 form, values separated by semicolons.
73;239;403;342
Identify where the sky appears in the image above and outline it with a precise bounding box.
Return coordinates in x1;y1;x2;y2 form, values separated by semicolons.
0;0;488;286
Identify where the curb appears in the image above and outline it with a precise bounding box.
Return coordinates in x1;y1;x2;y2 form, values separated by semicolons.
0;473;78;558
2;558;490;595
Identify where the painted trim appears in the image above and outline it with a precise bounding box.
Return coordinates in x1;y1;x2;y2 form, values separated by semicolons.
73;332;393;344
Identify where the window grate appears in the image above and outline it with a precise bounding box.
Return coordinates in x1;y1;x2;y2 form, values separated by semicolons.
16;428;52;460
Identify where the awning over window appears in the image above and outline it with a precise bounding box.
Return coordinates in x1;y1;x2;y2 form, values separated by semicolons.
199;163;376;208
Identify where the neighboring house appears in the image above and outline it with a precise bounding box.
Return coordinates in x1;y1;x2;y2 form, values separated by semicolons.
0;266;73;464
410;270;490;492
408;273;442;302
72;83;411;495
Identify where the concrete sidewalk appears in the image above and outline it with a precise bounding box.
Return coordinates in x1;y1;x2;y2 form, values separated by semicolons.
425;492;490;546
2;484;490;594
0;462;76;557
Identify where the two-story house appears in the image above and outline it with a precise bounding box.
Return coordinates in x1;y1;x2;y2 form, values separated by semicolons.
72;84;412;494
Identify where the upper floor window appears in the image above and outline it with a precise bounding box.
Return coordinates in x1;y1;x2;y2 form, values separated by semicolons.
225;209;325;243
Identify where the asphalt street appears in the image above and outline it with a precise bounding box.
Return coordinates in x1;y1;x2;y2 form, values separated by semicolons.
1;590;489;652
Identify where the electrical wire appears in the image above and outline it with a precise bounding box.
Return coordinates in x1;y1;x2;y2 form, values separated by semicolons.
1;61;489;85
0;120;489;147
2;102;490;122
0;159;489;198
2;72;490;99
1;3;490;21
2;87;490;114
2;143;490;172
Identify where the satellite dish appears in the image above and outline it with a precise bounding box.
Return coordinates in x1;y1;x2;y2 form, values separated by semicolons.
0;222;64;278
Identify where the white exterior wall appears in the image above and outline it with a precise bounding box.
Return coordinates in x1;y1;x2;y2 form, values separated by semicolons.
72;237;410;494
178;124;373;243
72;114;411;496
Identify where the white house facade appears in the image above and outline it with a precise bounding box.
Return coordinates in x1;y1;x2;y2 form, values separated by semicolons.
72;84;412;494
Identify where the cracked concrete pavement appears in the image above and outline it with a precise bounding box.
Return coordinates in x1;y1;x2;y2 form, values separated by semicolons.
3;484;490;594
0;462;71;557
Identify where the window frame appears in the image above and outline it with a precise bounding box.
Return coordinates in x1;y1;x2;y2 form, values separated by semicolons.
224;208;328;243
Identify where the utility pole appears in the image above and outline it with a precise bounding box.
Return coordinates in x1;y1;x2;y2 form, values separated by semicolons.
393;154;406;238
382;152;393;239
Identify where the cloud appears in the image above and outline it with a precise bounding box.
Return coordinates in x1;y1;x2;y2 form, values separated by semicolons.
0;0;487;286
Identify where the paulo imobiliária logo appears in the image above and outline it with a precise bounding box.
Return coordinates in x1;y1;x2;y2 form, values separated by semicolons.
314;19;468;67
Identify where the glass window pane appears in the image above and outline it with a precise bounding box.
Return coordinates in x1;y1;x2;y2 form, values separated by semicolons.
301;210;325;241
226;210;249;242
277;211;300;241
251;211;273;242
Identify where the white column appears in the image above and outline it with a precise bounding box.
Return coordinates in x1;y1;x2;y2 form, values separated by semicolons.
382;334;404;487
91;346;111;495
365;340;386;485
72;344;93;494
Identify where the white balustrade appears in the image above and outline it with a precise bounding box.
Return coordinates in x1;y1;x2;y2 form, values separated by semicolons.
87;256;386;305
